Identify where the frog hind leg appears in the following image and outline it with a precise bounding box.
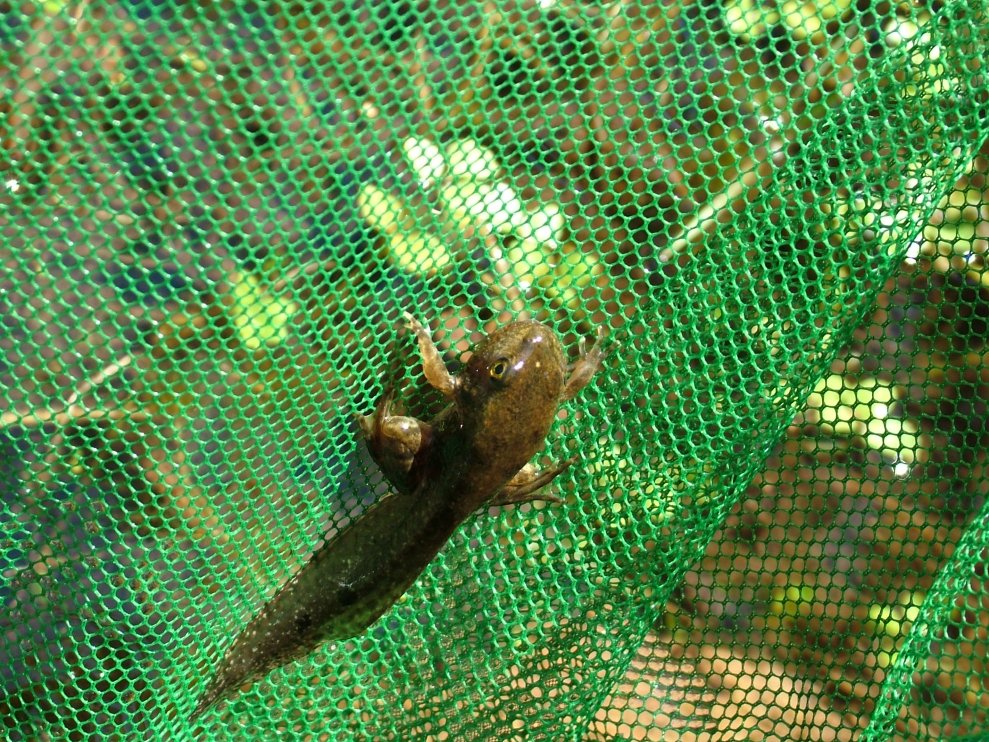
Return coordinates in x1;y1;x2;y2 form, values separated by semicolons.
487;456;578;506
357;387;433;494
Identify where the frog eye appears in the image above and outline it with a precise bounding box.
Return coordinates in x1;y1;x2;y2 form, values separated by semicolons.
489;357;511;381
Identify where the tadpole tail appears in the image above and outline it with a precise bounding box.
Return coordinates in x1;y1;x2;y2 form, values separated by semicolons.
189;490;444;720
189;545;367;721
189;542;362;720
191;619;287;720
190;673;227;721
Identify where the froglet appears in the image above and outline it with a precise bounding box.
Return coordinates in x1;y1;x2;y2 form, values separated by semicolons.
191;313;608;718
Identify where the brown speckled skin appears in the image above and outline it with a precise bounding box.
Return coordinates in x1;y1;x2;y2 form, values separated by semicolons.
192;316;607;718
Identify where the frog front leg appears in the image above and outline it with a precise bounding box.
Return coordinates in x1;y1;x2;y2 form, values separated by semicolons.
403;312;458;398
487;456;578;506
357;386;433;495
562;326;611;401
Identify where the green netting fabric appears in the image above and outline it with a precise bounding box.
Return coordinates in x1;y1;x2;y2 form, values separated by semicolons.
2;1;988;739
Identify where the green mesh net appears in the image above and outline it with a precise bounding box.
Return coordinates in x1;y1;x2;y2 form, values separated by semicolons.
2;1;988;739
